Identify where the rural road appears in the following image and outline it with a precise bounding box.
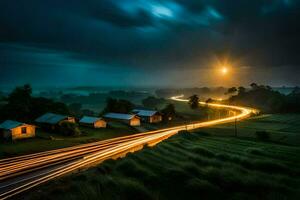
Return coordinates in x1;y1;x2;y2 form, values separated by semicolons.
0;95;256;199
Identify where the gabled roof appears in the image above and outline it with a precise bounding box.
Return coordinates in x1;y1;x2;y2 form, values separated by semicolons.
35;113;68;124
132;109;159;117
0;120;25;130
103;113;137;120
79;116;103;124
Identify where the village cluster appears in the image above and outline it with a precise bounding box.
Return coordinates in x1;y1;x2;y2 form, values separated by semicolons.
0;109;163;141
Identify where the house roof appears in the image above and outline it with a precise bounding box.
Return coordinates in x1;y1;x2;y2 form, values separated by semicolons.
103;113;137;120
0;120;25;130
132;109;159;117
79;116;103;124
35;113;68;124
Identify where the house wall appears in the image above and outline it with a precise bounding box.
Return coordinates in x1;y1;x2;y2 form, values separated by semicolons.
104;117;140;126
130;117;141;126
65;117;76;123
150;115;162;123
94;120;107;128
10;125;35;140
80;120;107;128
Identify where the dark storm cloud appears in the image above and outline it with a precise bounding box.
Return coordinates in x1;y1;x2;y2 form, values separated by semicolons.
0;0;300;86
86;1;154;27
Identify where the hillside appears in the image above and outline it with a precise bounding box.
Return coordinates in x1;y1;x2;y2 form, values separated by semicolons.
23;115;300;200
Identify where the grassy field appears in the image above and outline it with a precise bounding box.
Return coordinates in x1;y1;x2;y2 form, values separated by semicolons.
0;123;138;159
200;114;300;146
22;114;300;200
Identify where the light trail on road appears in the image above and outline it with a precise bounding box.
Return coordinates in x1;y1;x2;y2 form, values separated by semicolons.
0;95;256;199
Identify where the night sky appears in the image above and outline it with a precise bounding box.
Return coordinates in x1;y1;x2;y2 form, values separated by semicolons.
1;0;300;87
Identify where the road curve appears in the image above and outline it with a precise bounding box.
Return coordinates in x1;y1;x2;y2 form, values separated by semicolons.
0;95;256;199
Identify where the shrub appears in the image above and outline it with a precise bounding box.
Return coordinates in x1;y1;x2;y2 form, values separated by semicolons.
255;131;270;141
58;122;81;136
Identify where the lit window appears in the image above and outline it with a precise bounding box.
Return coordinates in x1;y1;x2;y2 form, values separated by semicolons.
21;127;27;134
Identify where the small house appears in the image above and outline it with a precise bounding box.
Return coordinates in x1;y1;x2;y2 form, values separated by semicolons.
132;109;162;123
35;113;75;129
0;120;36;140
79;116;107;128
103;113;140;126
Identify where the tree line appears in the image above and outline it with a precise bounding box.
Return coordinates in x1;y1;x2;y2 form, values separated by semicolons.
0;84;70;123
226;83;300;113
0;85;177;124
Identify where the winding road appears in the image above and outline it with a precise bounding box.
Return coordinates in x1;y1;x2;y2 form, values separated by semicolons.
0;95;256;199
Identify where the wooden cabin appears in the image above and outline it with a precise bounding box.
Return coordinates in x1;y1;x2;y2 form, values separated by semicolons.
103;113;140;126
0;120;36;140
79;116;107;128
132;109;162;123
35;113;75;130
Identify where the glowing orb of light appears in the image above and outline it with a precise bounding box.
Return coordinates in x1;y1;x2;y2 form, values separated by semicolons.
221;67;228;75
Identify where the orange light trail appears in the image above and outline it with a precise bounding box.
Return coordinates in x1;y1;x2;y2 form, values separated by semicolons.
0;96;256;199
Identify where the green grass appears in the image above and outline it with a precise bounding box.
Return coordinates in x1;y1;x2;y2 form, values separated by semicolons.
0;123;137;159
23;115;300;200
200;114;300;146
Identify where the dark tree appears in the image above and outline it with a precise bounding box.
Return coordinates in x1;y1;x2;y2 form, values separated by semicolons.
188;95;199;109
226;87;237;95
58;122;81;136
116;99;134;113
69;103;82;116
8;84;32;103
142;96;165;109
250;83;259;90
285;87;300;113
0;85;32;122
237;87;246;95
30;97;69;120
206;98;214;103
227;84;299;113
103;98;118;113
0;84;70;122
161;104;176;121
102;98;134;114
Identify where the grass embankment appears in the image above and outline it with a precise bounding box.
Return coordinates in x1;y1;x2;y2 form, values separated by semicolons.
23;114;300;200
0;123;137;159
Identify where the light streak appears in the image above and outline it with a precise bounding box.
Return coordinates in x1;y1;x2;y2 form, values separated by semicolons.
0;96;256;199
